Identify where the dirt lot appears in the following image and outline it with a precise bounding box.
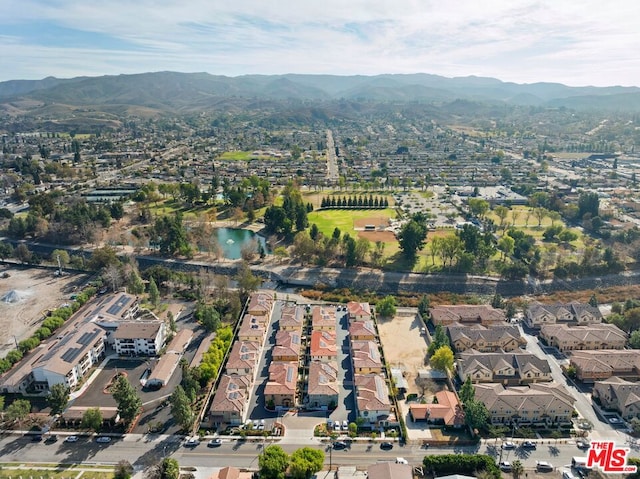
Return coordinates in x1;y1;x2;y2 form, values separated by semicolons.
354;217;392;229
377;311;429;396
357;230;397;242
0;266;87;357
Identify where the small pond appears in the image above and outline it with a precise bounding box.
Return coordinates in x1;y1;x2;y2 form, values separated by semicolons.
214;228;269;260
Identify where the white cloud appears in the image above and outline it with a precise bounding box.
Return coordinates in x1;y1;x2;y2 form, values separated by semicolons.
0;0;639;85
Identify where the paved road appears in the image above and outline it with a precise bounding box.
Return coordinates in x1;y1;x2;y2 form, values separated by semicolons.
325;130;339;183
2;432;628;472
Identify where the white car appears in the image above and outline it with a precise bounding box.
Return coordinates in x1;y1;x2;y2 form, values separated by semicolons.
96;436;111;443
342;420;348;430
65;435;79;443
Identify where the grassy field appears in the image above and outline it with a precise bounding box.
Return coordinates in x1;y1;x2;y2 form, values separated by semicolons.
218;151;274;161
307;208;397;238
0;468;112;479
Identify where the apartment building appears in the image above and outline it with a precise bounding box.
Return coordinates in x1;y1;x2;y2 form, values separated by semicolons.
457;350;552;385
279;305;304;331
306;360;339;410
592;377;640;420
525;302;603;329
430;305;505;327
475;382;575;426
349;320;376;340
347;301;372;323
209;374;252;425
311;305;337;331
568;350;640;382
540;324;626;352
447;324;525;353
113;321;166;356
264;362;297;408
354;373;392;427
272;330;302;362
226;341;261;376
310;330;338;362
351;340;383;374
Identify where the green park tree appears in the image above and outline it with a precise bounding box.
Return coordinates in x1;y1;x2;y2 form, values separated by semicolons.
259;445;289;479
47;383;70;414
81;407;103;432
111;375;142;425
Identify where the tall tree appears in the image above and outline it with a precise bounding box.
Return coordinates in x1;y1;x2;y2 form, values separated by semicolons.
81;407;103;432
47;383;70;414
459;377;475;404
111;375;142;425
428;324;449;356
289;447;325;479
376;296;397;318
259;445;289;479
398;217;428;259
170;385;194;432
5;399;31;425
464;399;490;431
430;346;454;375
148;277;160;306
194;303;221;332
236;261;261;304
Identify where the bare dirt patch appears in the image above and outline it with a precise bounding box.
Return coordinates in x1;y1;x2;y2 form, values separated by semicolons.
357;230;397;242
377;311;427;396
354;217;392;229
0;266;86;357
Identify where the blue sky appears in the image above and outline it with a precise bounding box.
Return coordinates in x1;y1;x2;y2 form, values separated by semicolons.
1;0;639;86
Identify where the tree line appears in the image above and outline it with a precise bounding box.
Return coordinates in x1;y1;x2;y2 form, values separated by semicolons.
319;194;389;209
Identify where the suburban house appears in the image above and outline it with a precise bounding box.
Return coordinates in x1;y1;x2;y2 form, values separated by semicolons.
264;361;297;408
272;330;302;362
29;323;106;391
351;340;384;374
447;324;525;353
237;314;268;342
113;321;166;356
311;306;337;331
430;305;505;326
306;360;339;409
226;341;261;376
146;329;193;388
347;301;373;322
568;350;640;382
540;324;627;352
592;377;640;420
209;374;252;425
525;302;603;329
279;305;304;331
310;330;338;362
246;292;274;317
474;382;575;426
349;320;377;340
457;350;552;385
409;390;465;426
354;373;392;426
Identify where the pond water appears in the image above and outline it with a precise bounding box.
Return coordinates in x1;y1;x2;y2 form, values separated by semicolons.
214;228;269;260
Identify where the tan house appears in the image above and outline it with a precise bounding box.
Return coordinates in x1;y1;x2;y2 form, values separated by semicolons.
238;314;267;342
310;330;338;362
349;320;376;340
272;330;302;362
351;340;383;374
568;350;640;382
540;324;626;352
475;382;575;426
226;341;260;376
525;302;603;329
264;362;297;408
311;305;337;331
306;360;339;409
592;377;640;420
447;324;525;353
347;301;372;322
209;374;251;425
247;292;274;317
279;305;304;332
457;350;552;385
354;373;391;426
409;390;465;426
430;305;505;326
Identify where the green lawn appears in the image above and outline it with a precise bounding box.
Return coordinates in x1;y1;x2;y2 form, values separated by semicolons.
218;151;274;161
307;208;396;238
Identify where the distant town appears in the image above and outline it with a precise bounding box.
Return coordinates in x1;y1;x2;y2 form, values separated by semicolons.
2;72;640;478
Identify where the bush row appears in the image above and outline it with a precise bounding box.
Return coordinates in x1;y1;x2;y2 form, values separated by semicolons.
197;326;233;384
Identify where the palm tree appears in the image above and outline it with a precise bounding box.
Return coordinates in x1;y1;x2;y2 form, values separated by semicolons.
511;460;524;479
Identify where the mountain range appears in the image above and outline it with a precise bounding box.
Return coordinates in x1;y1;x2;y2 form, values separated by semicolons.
2;71;640;116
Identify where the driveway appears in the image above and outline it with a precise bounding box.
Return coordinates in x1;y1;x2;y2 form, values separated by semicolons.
329;309;356;426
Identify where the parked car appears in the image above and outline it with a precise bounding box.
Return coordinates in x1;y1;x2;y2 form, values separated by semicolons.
333;441;347;450
562;471;578;479
536;461;554;472
45;435;58;444
31;435;43;442
342;420;348;430
499;462;512;472
380;442;394;450
333;422;341;432
501;441;516;450
208;438;222;447
576;439;590;449
522;440;537;449
96;436;111;443
65;435;79;443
